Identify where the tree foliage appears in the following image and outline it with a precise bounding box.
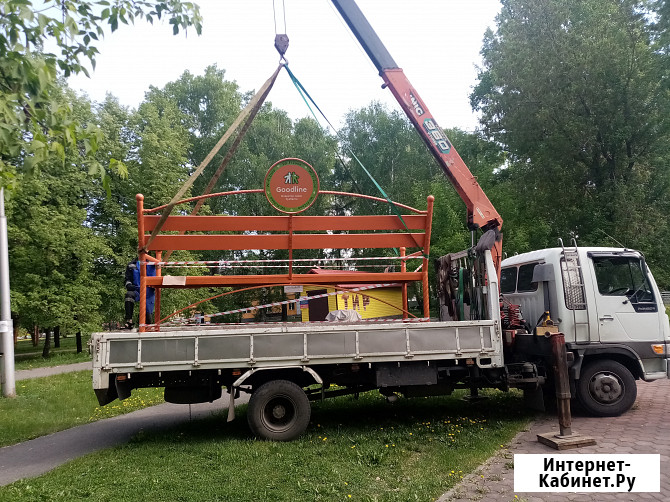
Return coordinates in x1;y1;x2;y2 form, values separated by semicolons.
0;0;202;187
471;0;670;282
7;88;110;333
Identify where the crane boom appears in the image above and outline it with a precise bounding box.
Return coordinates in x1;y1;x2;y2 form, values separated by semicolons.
330;0;503;236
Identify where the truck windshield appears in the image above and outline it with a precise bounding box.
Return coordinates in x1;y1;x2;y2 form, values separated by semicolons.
592;256;654;302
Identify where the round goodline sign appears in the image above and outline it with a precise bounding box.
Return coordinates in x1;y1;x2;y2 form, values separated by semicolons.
265;158;319;213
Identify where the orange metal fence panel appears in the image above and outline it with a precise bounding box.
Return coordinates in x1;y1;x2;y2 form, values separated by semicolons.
135;190;434;332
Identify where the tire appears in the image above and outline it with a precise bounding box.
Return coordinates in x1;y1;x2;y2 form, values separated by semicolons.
576;360;637;417
247;380;311;441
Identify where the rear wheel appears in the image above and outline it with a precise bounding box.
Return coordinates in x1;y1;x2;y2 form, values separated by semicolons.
576;360;636;417
247;380;311;441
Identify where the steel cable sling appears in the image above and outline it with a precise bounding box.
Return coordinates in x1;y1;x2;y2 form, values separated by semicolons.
282;63;427;257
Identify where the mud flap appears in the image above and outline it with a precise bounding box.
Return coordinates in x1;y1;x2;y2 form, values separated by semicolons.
115;378;132;401
94;387;117;406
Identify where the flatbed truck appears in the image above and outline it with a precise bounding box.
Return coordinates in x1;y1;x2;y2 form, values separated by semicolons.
91;0;669;440
92;242;669;440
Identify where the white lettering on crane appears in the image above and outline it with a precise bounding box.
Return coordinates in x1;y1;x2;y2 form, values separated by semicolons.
410;92;425;116
422;118;451;154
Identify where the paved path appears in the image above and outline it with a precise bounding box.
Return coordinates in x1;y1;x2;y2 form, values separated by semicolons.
2;361;248;486
15;361;91;380
0;397;246;486
438;379;670;502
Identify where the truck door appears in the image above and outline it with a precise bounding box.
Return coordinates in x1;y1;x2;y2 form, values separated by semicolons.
588;253;660;343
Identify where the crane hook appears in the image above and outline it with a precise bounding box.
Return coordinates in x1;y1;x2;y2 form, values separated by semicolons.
274;34;289;63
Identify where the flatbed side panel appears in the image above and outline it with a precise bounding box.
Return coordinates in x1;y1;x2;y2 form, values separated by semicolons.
199;336;251;360
91;321;503;389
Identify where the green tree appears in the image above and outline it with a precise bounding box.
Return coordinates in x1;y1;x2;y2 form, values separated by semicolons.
338;103;438;206
7;87;111;335
0;0;202;186
652;0;670;51
81;88;208;324
471;0;670;283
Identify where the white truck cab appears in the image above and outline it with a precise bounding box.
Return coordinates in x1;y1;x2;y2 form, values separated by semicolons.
501;245;670;416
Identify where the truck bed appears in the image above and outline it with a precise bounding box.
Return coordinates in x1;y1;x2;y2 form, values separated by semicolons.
91;320;503;391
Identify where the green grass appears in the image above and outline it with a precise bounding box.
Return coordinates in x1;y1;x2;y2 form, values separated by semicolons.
0;371;163;447
0;389;533;502
14;334;86;354
12;334;92;370
14;350;92;370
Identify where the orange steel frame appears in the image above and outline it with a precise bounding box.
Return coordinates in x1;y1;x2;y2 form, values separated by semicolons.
136;190;434;332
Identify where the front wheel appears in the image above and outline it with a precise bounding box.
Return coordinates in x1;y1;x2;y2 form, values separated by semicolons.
576;360;637;417
247;380;311;441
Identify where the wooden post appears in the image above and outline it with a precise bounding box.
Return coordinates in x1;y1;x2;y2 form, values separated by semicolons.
551;332;572;436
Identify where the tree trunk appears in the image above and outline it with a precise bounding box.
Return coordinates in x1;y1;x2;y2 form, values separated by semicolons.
76;331;82;353
32;325;39;347
42;328;51;358
54;325;60;348
12;312;18;345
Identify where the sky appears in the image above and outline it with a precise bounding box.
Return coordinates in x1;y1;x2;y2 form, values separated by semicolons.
68;0;502;131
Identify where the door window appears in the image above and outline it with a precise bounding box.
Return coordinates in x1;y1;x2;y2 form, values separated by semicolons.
592;256;656;309
500;267;517;294
517;263;538;292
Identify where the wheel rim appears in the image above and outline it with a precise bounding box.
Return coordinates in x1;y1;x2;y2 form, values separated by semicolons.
260;394;297;433
588;371;624;405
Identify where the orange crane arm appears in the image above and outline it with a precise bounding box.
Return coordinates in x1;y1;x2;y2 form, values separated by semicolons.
330;0;502;235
